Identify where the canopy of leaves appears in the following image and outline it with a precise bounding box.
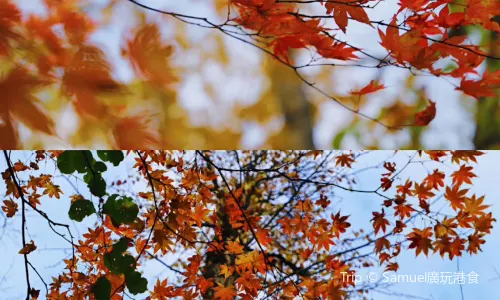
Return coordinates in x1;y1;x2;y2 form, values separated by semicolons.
0;150;495;299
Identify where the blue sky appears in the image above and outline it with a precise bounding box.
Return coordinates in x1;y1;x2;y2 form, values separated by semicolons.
0;151;499;299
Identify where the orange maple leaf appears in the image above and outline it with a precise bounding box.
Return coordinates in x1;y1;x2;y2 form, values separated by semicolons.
19;240;37;255
451;165;476;187
0;67;55;142
324;0;373;33
213;283;237;300
113;115;160;149
414;100;436;126
444;185;468;211
125;23;177;88
467;234;485;254
2;198;18;217
349;80;385;96
423;169;445;190
464;194;489;216
407;227;433;257
62;46;121;118
371;209;390;235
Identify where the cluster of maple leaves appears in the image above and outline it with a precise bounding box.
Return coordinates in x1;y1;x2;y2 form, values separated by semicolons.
231;0;500;126
0;150;494;299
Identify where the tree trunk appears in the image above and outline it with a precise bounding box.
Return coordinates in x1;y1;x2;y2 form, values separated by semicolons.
473;19;500;149
267;53;316;149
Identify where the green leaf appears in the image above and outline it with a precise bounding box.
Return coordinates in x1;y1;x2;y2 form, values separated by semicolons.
57;151;87;174
102;195;139;225
113;237;129;253
97;151;124;166
91;276;111;300
68;199;95;222
104;252;136;275
125;271;148;295
84;173;106;197
93;161;108;172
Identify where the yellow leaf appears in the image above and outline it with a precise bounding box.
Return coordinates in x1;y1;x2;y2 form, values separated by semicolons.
43;182;63;199
219;265;233;279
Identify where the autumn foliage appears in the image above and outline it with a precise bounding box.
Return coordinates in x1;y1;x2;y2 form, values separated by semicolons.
0;150;495;299
0;0;499;148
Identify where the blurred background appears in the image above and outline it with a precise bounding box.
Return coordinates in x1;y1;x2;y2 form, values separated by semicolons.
5;0;500;149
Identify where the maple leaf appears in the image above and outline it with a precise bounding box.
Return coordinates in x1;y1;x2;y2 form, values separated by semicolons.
371;209;390;235
394;204;414;220
235;271;262;297
349;80;385;96
374;237;391;253
474;212;495;234
434;217;458;238
312;231;335;251
331;211;351;238
450;150;484;164
385;262;399;272
135;237;149;255
456;77;495;99
2;198;18;217
13;161;29;172
60;10;95;45
406;227;433;257
412;182;435;201
0;67;55;138
414;100;436;126
213;283;237;300
464;194;489;217
124;23;177;88
235;250;266;274
153;229;174;254
435;5;465;28
113;115;160;149
448;237;465;259
271;36;306;63
151;278;179;299
380;176;393;191
444;185;468;211
255;228;272;247
467;234;485;254
62;46;121;118
43;182;63;199
451;165;476;187
19;240;37;255
379;18;428;65
324;0;373;33
191;203;210;227
311;36;359;60
423;169;445;190
396;179;412;196
219;265;234;279
335;153;354;167
433;236;451;257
